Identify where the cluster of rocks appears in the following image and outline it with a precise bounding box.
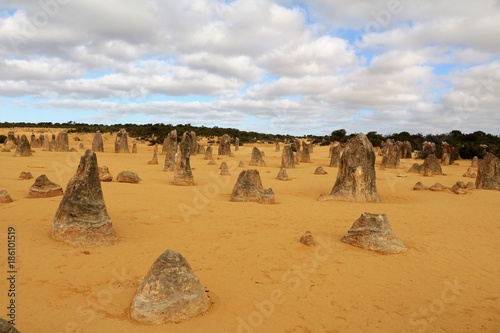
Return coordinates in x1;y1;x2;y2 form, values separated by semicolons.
407;154;443;176
413;181;475;194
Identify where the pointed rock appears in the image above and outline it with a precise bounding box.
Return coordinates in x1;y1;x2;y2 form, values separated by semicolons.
230;170;275;204
341;213;406;254
0;318;20;333
249;147;266;166
299;231;315;247
318;133;381;203
28;175;63;198
275;142;280;152
132;143;138;153
114;129;130;153
218;134;231;155
14;134;32;157
130;249;211;324
314;166;327;175
281;144;295;168
51;150;118;246
276;167;288;180
463;167;477;178
173;132;194;185
238;161;245;167
18;171;33;180
0;190;13;204
441;153;450;166
148;152;158;165
204;146;213;160
207;158;216;165
420;154;443;176
471;156;479;167
476;153;500;190
380;139;401;169
163;130;177;171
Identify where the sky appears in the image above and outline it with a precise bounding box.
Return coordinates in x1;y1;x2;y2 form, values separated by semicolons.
0;0;499;136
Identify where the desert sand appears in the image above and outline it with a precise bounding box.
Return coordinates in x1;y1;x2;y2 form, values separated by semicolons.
0;129;499;333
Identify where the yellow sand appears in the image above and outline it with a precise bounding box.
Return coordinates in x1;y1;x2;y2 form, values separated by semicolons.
0;129;499;333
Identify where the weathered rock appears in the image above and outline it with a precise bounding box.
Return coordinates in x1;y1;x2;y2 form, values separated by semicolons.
299;231;315;247
117;171;141;184
238;161;245;167
463;167;477;178
441;153;450;166
190;131;198;156
249;147;266;166
260;150;265;157
234;137;240;151
281;144;295;168
197;144;205;154
442;141;451;154
114;129;130;153
0;317;20;333
341;213;406;254
98;166;113;182
207;159;216;165
42;134;51;151
314;166;327;175
475;153;500;190
471;156;479;167
163;130;178;172
429;182;447;191
402;141;412;159
173;132;194;186
407;163;421;173
275;142;280;152
51;150;118;246
300;141;311;163
318;133;381;203
28;174;63;198
220;168;230;176
230;170;275;204
423;141;436;155
130;249;211;324
3;131;18;150
148;152;158;165
420;154;443;176
380;139;401;169
55;131;70;152
18;171;33;180
204;146;213;160
218;134;231;155
14;134;32;157
132;143;138;153
78;142;84;149
92;131;104;152
413;181;474;194
0;147;10;152
0;190;13;204
220;162;229;170
329;144;344;167
413;181;426;190
276;167;288;180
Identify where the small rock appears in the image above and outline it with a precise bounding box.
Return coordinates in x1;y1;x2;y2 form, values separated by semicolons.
299;231;315;247
117;171;141;184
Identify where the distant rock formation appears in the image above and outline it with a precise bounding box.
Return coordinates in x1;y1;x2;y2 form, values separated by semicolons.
3;131;18;150
234;137;240;151
441;153;450;166
114;129;130;153
249;147;266;166
238;161;245;167
413;181;474;194
98;166;113;182
420;154;443;176
28;175;63;198
173;132;194;185
471;156;479;167
204;146;213;160
300;141;311;163
230;170;275;204
163;130;177;172
219;162;229;170
190;131;198;156
319;133;381;203
380;139;400;169
18;171;33;180
341;213;406;254
197;144;205;154
299;231;315;247
423;141;436;155
148;152;158;165
401;141;412;159
117;171;141;184
51;150;118;246
329;144;343;167
218;134;231;155
275;141;280;152
276;167;288;181
55;131;70;152
0;190;13;204
462;167;477;178
14;134;32;157
130;249;211;324
132;143;138;153
92;131;104;152
281;144;295;168
314;166;327;175
475;153;500;190
207;159;216;165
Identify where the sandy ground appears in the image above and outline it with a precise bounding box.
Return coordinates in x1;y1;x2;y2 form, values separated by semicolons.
0;129;499;333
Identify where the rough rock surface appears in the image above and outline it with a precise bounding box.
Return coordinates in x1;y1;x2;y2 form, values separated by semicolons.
230;170;275;204
413;181;474;194
471;156;479;167
341;213;406;254
380;139;401;169
92;131;104;152
148;152;159;165
51;150;118;246
218;134;231;155
402;141;412;159
207;159;216;165
281;145;295;168
300;141;311;163
299;231;315;247
14;134;32;157
249;147;266;166
441;153;450;166
238;161;245;167
117;171;141;183
55;131;70;152
0;318;20;333
463;167;477;178
3;131;18;150
329;144;343;167
197;145;205;154
173;132;194;185
204;146;213;160
475;153;500;190
420;154;443;176
18;171;33;180
0;190;13;204
407;163;421;173
314;166;327;175
219;162;229;170
28;175;63;198
275;142;280;152
114;129;130;153
190;131;198;156
98;166;113;182
276;167;288;180
319;133;381;203
130;250;211;324
234;137;240;151
163;130;177;171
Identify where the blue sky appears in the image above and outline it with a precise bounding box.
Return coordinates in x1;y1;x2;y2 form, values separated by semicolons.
0;0;499;135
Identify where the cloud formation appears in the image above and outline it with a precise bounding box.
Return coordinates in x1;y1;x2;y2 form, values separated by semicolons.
0;0;499;135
